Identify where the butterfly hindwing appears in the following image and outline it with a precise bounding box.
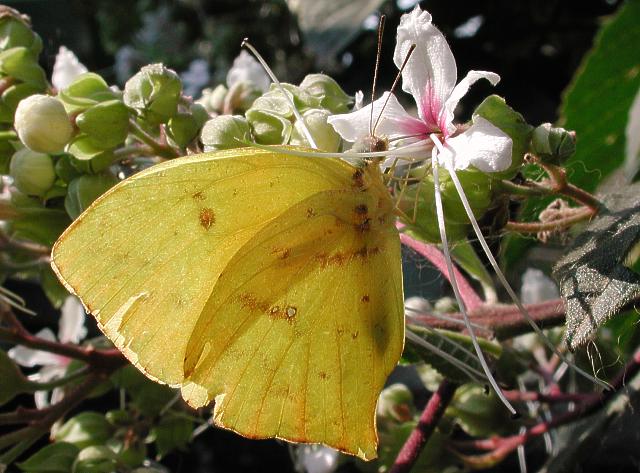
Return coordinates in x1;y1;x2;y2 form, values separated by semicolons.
182;186;403;460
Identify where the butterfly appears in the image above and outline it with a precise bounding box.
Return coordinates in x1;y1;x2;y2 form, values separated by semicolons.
51;146;404;460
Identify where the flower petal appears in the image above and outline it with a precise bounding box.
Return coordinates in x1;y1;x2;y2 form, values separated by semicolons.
438;117;512;172
58;296;87;344
393;6;457;129
442;70;500;135
8;329;60;367
52;46;88;91
327;92;426;142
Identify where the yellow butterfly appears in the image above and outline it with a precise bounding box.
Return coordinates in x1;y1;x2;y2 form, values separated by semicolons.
51;146;404;460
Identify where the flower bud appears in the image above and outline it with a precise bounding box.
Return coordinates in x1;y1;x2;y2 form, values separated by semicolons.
200;115;251;151
9;148;55;196
55;154;82;183
75;99;129;149
72;446;118;473
58;72;115;114
224;81;263;114
168;112;200;148
0;46;47;88
124;63;182;124
14;94;73;153
531;123;576;163
289;108;341;152
269;83;319;113
299;73;352;114
245;109;292;145
377;383;415;423
0;82;42;123
251;90;294;119
64;173;118;219
0;7;42;55
196;84;227;114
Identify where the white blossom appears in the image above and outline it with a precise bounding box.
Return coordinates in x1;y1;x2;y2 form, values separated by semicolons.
51;46;88;90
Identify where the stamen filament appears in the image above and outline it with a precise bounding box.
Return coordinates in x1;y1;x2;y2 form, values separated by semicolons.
430;138;517;414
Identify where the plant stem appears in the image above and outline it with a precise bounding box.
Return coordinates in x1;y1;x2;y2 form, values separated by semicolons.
504;206;594;234
390;380;458;473
129;120;179;159
538;162;601;210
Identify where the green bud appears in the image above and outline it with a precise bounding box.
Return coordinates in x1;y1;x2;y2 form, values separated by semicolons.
190;102;210;128
105;409;132;427
0;349;30;405
531;123;576;163
14;94;73;153
245;109;292;145
168;112;199;148
402;167;494;243
65;173;118;219
377;383;415;423
446;384;509;437
72;446;118;473
0;6;42;55
0;82;42;123
434;296;458;313
299;73;352;113
200;115;251;151
289;108;341;152
269;83;320;113
66;135;117;173
250;90;294;118
0;46;46;88
55;154;83;183
0;129;17;172
54;412;114;449
9;148;55;196
58;72;116;114
124;63;182;124
196;84;227;114
76;99;130;149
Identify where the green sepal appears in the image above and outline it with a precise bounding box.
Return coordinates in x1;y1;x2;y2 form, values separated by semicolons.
76;100;130;149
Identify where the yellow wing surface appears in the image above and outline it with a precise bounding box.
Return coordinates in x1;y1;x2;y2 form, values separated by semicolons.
51;147;404;459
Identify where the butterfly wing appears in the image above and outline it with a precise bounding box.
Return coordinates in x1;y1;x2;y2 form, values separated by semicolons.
51;148;360;384
181;183;404;460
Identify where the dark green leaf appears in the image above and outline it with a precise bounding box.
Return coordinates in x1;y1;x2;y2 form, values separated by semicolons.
149;414;193;458
554;183;640;349
17;442;79;473
111;365;177;417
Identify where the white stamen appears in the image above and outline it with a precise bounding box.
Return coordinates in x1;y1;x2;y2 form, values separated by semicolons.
430;134;517;414
437;140;611;390
241;39;318;149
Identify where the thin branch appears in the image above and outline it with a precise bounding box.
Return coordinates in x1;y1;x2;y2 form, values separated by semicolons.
409;298;566;340
129;120;179;159
390;380;459;473
504;206;595;234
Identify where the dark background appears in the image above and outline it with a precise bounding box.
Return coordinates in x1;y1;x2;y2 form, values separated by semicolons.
3;1;624;471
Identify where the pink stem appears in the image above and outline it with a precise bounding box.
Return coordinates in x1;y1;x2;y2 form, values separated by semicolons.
399;232;484;310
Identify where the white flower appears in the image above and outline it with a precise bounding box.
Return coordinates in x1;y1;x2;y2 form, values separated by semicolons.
9;296;87;408
295;445;339;473
327;6;512;173
226;50;270;93
51;46;88;90
520;268;559;305
181;59;210;98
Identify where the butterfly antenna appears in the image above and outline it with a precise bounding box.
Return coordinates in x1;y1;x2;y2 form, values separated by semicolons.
242;39;318;149
370;15;386;136
430;140;517;415
372;44;416;136
431;135;612;391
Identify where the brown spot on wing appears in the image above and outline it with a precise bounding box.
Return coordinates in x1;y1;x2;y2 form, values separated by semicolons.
352;169;364;189
318;371;329;380
307;207;316;218
192;191;205;200
361;295;370;303
271;247;291;260
199;207;215;230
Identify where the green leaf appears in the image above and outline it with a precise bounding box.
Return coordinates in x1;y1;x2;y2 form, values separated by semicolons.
554;182;640;350
40;265;70;309
502;1;640;268
0;349;30;405
149;414;193;458
10;206;70;247
406;325;502;383
53;412;114;449
110;365;177;417
17;442;80;473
